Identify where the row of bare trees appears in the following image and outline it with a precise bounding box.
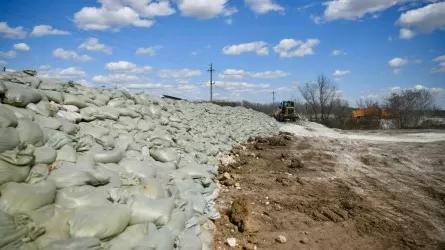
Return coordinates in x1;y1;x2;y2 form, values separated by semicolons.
299;74;349;125
299;74;437;128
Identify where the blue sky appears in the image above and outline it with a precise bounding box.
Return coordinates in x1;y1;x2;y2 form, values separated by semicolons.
0;0;444;106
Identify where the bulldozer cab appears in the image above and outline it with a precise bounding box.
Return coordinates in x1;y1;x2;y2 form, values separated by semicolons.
274;101;297;122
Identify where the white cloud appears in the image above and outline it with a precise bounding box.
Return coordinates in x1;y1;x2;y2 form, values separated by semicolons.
39;64;51;70
331;49;346;56
52;48;93;62
13;43;30;51
397;2;445;38
333;70;351;76
222;41;269;56
30;25;70;37
210;81;271;92
433;55;445;62
0;60;6;66
190;51;199;56
0;50;17;59
74;0;172;30
399;28;415;39
125;83;174;89
79;37;112;54
273;38;320;58
38;67;86;79
173;0;236;19
244;0;284;14
0;22;27;39
225;19;233;25
93;74;145;83
432;61;445;73
393;84;444;93
322;0;402;21
393;68;402;75
105;61;151;73
125;0;176;17
158;68;202;78
388;57;408;67
219;69;289;79
136;45;163;56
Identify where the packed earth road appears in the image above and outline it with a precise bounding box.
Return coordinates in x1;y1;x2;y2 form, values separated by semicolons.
214;122;445;250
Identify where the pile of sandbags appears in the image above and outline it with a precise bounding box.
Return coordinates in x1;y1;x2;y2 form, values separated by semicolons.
0;69;279;249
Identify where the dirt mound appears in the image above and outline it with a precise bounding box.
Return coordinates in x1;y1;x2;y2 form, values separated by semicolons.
214;133;445;249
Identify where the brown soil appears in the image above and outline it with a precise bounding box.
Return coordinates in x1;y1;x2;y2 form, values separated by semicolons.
214;133;445;250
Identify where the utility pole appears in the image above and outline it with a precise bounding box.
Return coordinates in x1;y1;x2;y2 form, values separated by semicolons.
272;89;276;114
207;63;215;102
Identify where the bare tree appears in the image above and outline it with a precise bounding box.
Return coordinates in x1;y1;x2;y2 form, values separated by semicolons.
385;88;434;128
356;98;376;109
299;74;339;124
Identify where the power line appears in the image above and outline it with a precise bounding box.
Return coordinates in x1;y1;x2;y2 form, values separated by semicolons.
207;63;215;102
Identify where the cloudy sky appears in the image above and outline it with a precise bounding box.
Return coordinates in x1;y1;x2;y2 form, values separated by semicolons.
0;0;444;105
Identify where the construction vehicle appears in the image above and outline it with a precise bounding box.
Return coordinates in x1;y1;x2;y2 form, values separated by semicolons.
273;101;297;122
352;104;392;119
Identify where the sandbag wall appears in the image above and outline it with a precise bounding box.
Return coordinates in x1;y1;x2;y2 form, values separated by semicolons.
0;69;278;250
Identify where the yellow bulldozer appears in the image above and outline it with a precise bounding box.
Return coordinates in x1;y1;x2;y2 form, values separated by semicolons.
273;101;297;122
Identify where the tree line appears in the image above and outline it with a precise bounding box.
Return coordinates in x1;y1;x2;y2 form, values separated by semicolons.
210;74;442;129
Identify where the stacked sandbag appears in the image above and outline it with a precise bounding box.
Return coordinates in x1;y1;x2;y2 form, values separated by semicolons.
0;69;279;249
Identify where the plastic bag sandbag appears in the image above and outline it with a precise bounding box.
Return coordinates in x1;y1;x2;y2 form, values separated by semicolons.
56;144;77;163
118;158;156;180
48;162;110;189
93;148;124;164
150;148;178;163
39;90;64;104
0;105;18;128
4;86;42;107
63;93;87;108
55;185;112;209
42;237;102;250
35;115;62;130
16;119;45;147
0;144;35;166
0;127;20;153
128;195;175;226
68;205;131;240
0;159;30;185
0;180;56;214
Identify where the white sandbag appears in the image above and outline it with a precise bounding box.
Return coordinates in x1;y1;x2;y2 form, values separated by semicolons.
48;162;110;189
34;146;57;164
0;144;35;166
74;134;95;152
107;98;126;108
4;86;42;107
118;108;140;118
165;210;188;237
44;128;72;150
26;102;50;116
56;118;77;135
128;195;175;226
0;105;18;128
16;119;45;147
108;223;152;250
118;158;157;180
133;227;175;250
38;81;63;92
27;204;73;249
56;144;77;162
0;159;30;185
62;105;79;112
3;103;36;120
55;185;112;209
0;127;20;153
137;119;156;132
68;205;131;240
80;106;120;121
25;164;49;184
63;93;87;108
0;180;56;214
0;209;45;249
39;90;64;104
140;178;168;199
35;115;62;130
93;148;124;164
56;110;82;123
150;148;178;163
42;237;101;250
95;94;110;104
146;104;162;118
78;125;109;138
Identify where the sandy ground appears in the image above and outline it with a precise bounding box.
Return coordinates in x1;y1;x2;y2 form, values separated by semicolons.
213;123;445;250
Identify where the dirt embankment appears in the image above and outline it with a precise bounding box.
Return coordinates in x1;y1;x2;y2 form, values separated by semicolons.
214;132;445;250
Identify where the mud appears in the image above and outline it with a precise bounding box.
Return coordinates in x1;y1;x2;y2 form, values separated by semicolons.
214;131;445;250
